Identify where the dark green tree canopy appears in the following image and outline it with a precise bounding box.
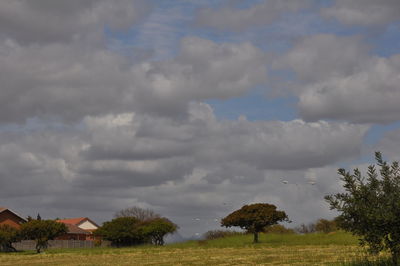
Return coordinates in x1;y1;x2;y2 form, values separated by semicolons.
325;152;400;265
140;217;178;245
96;217;145;247
0;225;20;252
221;203;289;243
20;219;67;253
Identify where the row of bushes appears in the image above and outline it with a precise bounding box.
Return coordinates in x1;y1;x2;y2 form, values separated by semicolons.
95;216;178;247
0;219;68;253
1;214;178;253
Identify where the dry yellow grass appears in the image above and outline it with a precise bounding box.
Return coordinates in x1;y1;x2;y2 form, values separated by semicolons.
0;245;377;266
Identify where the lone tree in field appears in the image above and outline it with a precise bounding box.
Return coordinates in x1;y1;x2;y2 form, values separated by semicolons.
325;152;400;266
20;219;67;253
141;217;178;245
221;203;289;243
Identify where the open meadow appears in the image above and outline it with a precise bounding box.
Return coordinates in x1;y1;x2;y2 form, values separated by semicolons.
0;232;392;266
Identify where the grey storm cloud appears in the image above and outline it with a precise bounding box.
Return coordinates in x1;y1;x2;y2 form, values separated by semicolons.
275;34;370;83
276;34;400;124
321;0;400;27
0;36;266;123
0;103;367;195
195;0;311;32
0;103;366;234
130;37;267;116
0;0;152;44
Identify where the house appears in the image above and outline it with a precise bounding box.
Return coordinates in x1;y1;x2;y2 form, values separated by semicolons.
56;223;91;240
0;207;27;229
57;217;100;240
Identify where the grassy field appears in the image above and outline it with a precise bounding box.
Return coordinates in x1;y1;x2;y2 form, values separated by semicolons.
0;232;392;265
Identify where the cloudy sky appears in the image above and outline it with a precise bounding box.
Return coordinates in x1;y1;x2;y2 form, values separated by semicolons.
1;0;400;237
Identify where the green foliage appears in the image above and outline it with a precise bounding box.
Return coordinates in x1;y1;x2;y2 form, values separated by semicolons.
0;225;19;252
203;230;243;240
20;219;67;253
325;152;400;265
264;224;295;234
96;217;146;247
221;203;289;243
315;219;338;234
140;217;178;245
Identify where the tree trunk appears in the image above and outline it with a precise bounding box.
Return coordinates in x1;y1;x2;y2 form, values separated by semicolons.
392;250;399;266
253;232;259;243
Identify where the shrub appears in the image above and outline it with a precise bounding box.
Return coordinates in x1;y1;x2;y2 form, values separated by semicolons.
96;217;146;247
264;224;295;234
203;230;243;240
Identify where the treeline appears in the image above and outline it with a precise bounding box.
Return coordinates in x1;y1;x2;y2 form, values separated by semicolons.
0;207;178;253
0;218;68;253
203;218;338;240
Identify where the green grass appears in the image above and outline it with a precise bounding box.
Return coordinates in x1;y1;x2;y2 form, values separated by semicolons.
169;231;359;248
0;232;392;265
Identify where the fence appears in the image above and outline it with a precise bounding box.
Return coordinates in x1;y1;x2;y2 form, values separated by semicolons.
12;240;111;251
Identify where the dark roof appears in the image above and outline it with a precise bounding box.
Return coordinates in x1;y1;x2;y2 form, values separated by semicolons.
0;207;27;222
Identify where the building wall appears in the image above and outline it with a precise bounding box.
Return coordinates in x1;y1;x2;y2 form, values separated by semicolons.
78;220;98;230
0;210;24;229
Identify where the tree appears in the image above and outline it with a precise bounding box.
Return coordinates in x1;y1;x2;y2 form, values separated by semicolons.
325;152;400;265
294;223;316;234
19;220;67;253
263;224;295;234
95;217;145;247
315;219;337;234
221;203;289;243
0;225;19;252
114;206;160;221
140;217;178;245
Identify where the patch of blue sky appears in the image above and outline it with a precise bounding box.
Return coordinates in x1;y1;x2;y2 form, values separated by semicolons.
207;87;298;122
369;22;400;57
105;0;201;60
364;121;400;145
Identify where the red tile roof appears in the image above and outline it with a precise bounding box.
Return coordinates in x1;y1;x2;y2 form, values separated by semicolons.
58;217;87;225
62;223;90;235
57;217;99;228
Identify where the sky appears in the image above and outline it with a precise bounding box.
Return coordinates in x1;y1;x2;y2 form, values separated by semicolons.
0;0;400;237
